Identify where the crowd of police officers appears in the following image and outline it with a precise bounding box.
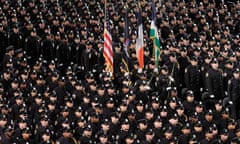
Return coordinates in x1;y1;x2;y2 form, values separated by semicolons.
0;0;240;144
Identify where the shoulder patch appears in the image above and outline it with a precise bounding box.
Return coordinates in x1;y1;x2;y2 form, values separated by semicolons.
185;68;188;73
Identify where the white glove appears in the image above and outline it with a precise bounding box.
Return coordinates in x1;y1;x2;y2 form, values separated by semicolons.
144;86;151;90
169;76;174;82
209;95;215;98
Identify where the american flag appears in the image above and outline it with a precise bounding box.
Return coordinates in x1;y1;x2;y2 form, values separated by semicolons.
104;2;113;72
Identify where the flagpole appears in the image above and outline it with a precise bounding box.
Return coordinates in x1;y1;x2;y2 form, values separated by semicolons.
151;0;155;59
104;0;107;72
123;2;130;73
104;0;107;31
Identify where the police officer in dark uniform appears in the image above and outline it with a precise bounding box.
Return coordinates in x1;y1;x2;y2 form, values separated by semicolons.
124;133;136;144
178;123;191;144
205;58;225;100
227;68;240;119
34;115;54;143
156;65;171;101
102;97;116;119
29;93;44;122
71;80;85;107
135;79;150;105
141;128;157;144
161;127;175;144
78;125;94;144
136;119;148;141
0;69;11;93
152;116;164;141
97;132;112;144
117;118;132;143
56;127;77;144
25;28;41;66
0;23;8;63
95;118;111;141
8;24;24;50
12;48;24;70
2;45;14;70
82;41;98;72
36;19;47;38
54;77;67;108
202;110;215;131
178;47;190;90
165;113;182;137
200;127;215;144
184;56;202;100
183;90;196;116
74;116;85;140
17;127;34;144
72;34;83;65
113;43;124;78
41;32;55;61
39;129;55;144
223;60;234;91
0;114;8;136
0;125;13;144
201;55;212;90
20;20;34;39
217;129;231;144
193;121;204;142
10;95;26;121
166;52;180;89
55;35;70;67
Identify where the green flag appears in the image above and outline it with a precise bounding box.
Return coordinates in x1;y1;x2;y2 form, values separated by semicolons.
150;1;161;67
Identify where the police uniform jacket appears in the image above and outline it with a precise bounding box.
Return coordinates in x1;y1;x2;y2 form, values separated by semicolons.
178;55;190;88
39;140;55;144
2;53;12;69
25;35;40;60
184;65;201;96
228;77;240;100
57;136;77;144
156;74;169;100
178;134;190;144
41;38;55;61
8;32;24;50
17;138;35;144
201;63;210;90
0;133;12;144
200;138;213;144
205;68;224;99
183;101;195;117
0;30;8;61
117;129;131;144
56;41;72;65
